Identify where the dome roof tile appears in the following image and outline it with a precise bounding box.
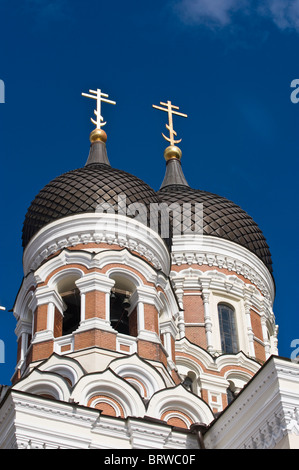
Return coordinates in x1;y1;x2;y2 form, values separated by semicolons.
157;184;273;273
22;162;160;248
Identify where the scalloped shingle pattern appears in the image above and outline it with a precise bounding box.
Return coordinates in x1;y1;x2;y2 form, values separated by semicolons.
157;184;273;274
22;164;273;275
22;163;160;248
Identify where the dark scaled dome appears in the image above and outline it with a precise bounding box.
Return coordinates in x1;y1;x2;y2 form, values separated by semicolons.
22;151;160;249
157;183;273;274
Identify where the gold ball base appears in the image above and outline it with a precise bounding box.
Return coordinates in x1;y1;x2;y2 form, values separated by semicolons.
164;145;182;161
90;128;107;144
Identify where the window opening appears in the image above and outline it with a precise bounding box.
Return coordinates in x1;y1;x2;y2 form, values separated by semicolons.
218;303;238;354
61;288;81;335
110;288;131;335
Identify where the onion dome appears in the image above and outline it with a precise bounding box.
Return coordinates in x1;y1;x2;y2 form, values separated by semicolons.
157;145;273;274
22;129;160;248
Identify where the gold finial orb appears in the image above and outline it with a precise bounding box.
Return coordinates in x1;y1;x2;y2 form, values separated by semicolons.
90;128;107;144
164;145;182;161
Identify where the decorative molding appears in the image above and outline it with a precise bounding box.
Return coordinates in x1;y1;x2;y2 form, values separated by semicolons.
175;337;261;376
170;266;277;356
171;235;275;303
75;272;115;294
203;357;299;449
23;213;170;276
146;384;214;425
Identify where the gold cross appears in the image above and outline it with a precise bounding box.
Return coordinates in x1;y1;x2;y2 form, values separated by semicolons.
152;100;187;145
82;88;116;129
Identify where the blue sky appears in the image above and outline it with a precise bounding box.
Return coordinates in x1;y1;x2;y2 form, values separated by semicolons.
0;0;298;385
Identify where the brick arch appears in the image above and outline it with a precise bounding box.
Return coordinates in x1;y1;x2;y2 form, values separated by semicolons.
42;263;88;287
87;394;125;418
161;410;193;429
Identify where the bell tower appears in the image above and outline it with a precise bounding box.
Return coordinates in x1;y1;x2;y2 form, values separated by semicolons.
13;89;182;387
155;99;278;413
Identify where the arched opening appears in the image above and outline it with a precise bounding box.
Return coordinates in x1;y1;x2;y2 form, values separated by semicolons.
218;303;238;354
110;290;130;334
226;386;236;405
109;274;137;336
57;275;81;336
182;371;197;393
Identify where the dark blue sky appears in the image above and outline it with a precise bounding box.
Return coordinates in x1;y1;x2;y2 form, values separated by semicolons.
0;0;298;384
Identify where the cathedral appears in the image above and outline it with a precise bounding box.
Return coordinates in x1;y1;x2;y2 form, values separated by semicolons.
0;89;298;450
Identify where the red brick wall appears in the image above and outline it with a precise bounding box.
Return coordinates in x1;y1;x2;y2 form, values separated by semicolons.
74;328;117;351
251;309;266;362
129;307;138;337
85;291;106;319
54;307;63;338
185;325;207;348
31;340;54;362
137;339;167;366
183;293;204;323
35;305;47;332
143;304;159;334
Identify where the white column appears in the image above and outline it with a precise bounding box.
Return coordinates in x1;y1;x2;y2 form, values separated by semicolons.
20;332;28;362
177;310;185;339
160;320;177;366
169;277;185;339
244;294;255;358
29;287;65;343
261;316;271;359
47;302;55;333
137;301;145;333
15;320;32;374
80;293;86;322
202;290;213;352
75;273;115;332
134;286;162;344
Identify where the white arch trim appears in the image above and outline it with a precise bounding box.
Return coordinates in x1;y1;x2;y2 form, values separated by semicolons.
71;369;146;418
37;354;85;387
147;385;214;425
13;369;71;402
48;267;85;291
112;364;163;399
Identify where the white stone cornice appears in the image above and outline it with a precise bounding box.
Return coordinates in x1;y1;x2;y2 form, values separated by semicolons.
171;235;275;303
75;272;115;294
135;285;163;309
30;286;65;313
0;390;198;449
23;213;170;276
14;320;32;338
204;356;299;449
77;317;115;333
160;319;178;339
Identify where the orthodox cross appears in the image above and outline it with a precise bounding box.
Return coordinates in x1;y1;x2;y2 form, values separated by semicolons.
82;88;116;128
152;100;187;145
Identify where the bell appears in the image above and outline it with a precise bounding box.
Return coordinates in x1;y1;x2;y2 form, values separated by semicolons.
122;296;131;309
182;376;193;390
